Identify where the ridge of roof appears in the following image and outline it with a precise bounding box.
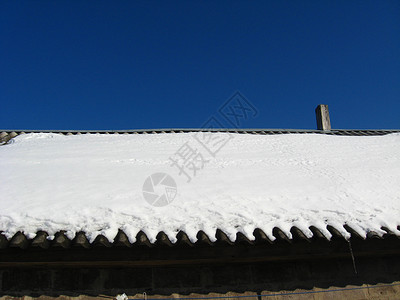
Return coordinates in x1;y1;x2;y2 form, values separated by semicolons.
2;128;400;132
1;128;400;146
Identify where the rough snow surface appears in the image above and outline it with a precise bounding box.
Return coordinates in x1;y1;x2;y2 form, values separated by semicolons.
0;132;399;242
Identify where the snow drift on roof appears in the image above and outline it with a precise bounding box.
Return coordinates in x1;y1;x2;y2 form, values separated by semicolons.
0;132;399;242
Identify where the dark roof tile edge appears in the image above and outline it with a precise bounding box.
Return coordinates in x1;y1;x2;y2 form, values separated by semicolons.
1;226;399;249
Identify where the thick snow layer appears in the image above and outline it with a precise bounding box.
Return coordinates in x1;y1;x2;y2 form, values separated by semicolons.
0;132;399;242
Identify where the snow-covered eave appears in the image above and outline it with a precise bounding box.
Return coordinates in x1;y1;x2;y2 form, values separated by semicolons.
2;224;400;250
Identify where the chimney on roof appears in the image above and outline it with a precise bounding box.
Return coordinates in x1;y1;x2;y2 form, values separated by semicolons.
315;104;331;131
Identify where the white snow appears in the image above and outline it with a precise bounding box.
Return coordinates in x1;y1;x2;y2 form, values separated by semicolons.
0;132;399;242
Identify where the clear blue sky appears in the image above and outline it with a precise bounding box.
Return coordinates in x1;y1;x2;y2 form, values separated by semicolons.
1;1;399;130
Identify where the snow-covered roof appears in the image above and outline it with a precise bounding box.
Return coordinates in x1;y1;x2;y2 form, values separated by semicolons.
0;130;399;246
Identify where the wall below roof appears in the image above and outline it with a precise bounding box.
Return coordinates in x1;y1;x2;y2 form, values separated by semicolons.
0;255;399;298
1;285;400;300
